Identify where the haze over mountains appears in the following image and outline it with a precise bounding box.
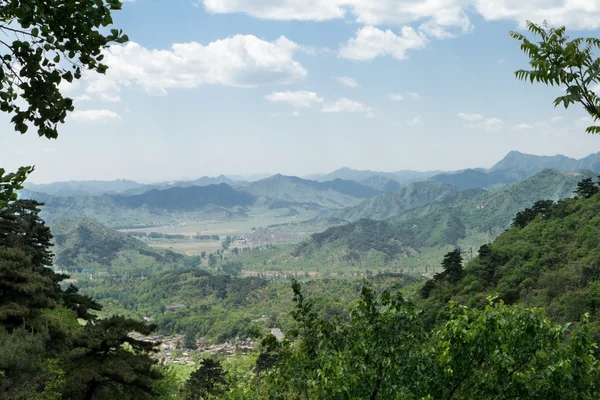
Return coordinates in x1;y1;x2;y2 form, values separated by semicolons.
18;151;600;231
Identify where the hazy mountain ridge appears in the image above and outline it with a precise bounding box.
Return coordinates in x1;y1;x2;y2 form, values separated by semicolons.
328;181;484;223
293;169;595;266
25;179;142;196
308;167;439;185
113;183;255;211
429;151;600;190
242;174;381;208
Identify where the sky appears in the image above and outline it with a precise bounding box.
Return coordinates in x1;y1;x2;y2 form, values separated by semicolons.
3;0;600;183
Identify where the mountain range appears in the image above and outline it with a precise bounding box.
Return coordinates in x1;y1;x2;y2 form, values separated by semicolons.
292;169;595;269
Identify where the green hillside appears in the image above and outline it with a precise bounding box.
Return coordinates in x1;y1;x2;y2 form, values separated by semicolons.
283;169;594;273
242;174;380;208
329;181;483;222
52;219;186;275
359;175;402;192
83;269;420;343
419;180;600;335
20;189;251;228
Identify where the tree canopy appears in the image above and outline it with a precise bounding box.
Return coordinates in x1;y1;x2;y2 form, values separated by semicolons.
0;0;128;138
511;21;600;133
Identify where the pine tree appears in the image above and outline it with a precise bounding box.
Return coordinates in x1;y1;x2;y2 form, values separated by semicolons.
440;249;463;283
575;178;599;199
182;358;227;400
63;317;161;400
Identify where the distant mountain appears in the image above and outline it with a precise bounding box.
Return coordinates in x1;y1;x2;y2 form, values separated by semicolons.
25;179;142;196
427;151;600;190
360;176;402;192
309;168;439;185
113;183;255;211
491;151;600;178
52;219;185;272
429;169;517;190
123;175;237;195
20;186;251;228
243;174;381;208
293;169;594;269
330;181;484;222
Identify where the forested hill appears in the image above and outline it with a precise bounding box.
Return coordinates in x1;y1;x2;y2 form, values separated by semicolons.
242;174;381;207
113;183;255;211
329;181;483;222
293;169;594;268
52;220;185;273
419;179;600;335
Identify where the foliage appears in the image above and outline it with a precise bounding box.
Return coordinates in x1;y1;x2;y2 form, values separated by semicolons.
511;21;600;134
0;0;127;138
182;358;227;400
257;282;600;399
0;166;32;208
63;316;161;400
0;199;161;399
420;183;600;336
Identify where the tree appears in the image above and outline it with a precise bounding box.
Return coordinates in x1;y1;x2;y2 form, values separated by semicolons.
0;167;32;209
208;253;217;267
439;248;463;283
511;21;600;134
260;282;600;399
183;328;197;349
0;0;128;138
575;177;599;199
63;316;161;400
182;358;227;400
0;200;59;331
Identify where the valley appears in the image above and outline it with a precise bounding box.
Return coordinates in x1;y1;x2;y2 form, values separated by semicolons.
18;151;599;350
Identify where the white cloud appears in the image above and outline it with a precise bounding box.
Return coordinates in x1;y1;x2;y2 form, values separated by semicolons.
74;94;93;102
484;117;504;131
473;0;600;30
72;36;307;100
407;91;421;100
407;115;424;126
265;91;324;108
69;109;122;123
202;0;347;21
575;116;593;128
334;76;359;88
389;93;404;101
322;97;367;113
289;111;301;117
512;123;534;130
365;108;376;119
201;0;600;31
498;58;506;64
269;112;281;117
457;112;484;121
339;26;427;61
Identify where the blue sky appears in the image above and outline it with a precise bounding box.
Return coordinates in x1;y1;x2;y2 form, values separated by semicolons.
3;0;600;183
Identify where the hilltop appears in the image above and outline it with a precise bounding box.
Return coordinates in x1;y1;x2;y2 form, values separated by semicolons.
113;183;255;211
242;174;381;208
52;220;186;274
428;151;600;190
308;167;438;185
